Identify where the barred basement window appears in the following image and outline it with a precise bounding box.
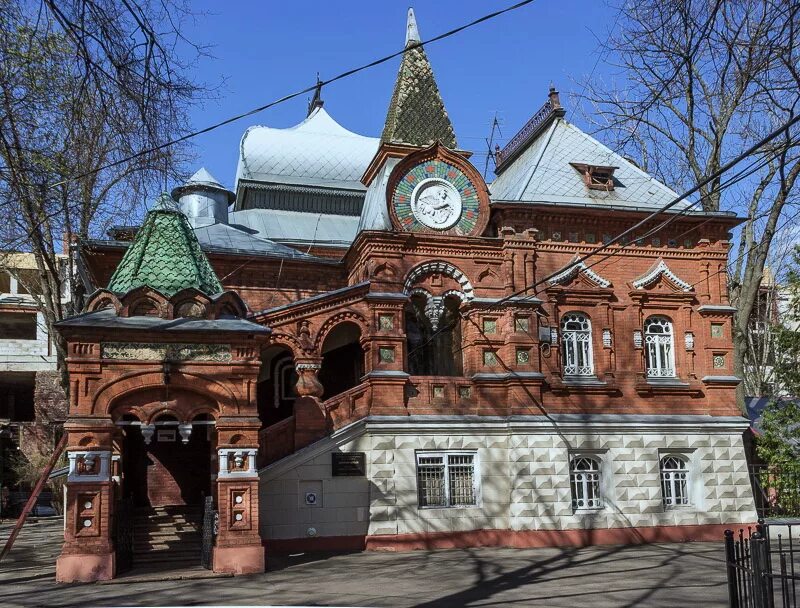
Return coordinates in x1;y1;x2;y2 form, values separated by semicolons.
660;455;690;507
644;316;676;378
416;452;478;508
561;313;593;376
570;456;603;510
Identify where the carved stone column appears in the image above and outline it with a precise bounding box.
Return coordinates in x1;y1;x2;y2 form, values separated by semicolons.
293;359;328;448
213;422;264;575
56;420;116;583
295;361;324;398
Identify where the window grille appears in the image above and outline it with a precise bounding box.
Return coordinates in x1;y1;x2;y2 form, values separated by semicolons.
417;452;477;508
561;313;594;376
644;316;676;378
660;455;690;506
570;456;602;510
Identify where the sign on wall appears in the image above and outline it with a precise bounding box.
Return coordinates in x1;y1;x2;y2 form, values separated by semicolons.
331;452;366;477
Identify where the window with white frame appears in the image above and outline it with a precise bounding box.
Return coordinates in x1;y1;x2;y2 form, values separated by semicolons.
660;455;690;506
561;313;594;376
569;456;603;510
416;452;478;508
644;316;676;378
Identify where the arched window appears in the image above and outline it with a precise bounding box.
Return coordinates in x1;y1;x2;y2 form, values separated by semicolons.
660;455;690;506
569;456;602;510
406;294;463;376
644;316;675;378
561;313;593;376
319;322;365;400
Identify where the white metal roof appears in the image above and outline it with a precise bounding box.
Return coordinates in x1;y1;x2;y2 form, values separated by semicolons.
490;118;689;211
235;107;379;191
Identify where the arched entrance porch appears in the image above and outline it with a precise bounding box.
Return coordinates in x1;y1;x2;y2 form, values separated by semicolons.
112;390;219;570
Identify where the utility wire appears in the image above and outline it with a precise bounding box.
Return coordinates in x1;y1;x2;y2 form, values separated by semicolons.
407;112;800;358
44;0;538;192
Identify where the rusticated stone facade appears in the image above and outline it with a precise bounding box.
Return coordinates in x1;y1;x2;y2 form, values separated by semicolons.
260;416;755;550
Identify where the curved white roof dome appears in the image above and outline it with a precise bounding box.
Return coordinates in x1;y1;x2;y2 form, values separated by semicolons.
235;107;379;190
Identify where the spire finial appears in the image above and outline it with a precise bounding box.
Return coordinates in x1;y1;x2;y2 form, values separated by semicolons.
406;7;421;47
307;73;324;116
548;84;562;110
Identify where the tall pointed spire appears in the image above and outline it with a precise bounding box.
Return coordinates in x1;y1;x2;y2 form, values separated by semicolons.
381;8;457;149
405;7;420;46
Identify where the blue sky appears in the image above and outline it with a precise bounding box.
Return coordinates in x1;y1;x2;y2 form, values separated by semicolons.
179;1;617;189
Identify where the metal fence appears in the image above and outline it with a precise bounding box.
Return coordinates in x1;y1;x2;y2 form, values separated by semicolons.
750;466;800;520
725;520;800;607
114;498;134;574
200;495;217;570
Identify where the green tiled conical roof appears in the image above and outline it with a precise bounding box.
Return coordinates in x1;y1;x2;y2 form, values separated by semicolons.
107;194;223;296
381;9;457;149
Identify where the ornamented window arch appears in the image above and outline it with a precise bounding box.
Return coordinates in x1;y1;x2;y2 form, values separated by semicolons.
644;316;676;378
660;455;690;506
561;313;594;376
569;456;602;510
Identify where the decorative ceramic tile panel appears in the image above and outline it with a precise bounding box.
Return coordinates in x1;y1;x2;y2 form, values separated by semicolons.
101;342;232;362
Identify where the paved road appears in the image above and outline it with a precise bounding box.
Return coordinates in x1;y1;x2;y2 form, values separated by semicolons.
1;519;735;607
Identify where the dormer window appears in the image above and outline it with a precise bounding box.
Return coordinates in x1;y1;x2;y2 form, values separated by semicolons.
570;163;617;191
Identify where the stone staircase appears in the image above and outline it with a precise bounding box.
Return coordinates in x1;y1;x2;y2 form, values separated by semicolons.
132;505;203;570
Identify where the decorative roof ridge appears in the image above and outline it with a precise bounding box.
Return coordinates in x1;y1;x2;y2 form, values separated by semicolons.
632;258;692;292
547;254;612;288
495;87;566;174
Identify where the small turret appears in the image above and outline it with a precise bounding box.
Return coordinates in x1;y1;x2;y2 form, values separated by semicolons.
170;168;235;228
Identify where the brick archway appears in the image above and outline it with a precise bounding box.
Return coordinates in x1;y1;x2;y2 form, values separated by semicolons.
92;370;240;417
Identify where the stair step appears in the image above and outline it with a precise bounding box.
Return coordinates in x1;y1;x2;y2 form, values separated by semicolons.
133;554;201;564
134;541;202;549
134;523;200;532
134;515;200;523
133;530;200;539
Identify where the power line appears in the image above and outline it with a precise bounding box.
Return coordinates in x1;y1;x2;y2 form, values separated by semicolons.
45;0;538;193
407;111;800;358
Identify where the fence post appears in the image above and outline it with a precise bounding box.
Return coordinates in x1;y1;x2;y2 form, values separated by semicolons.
725;530;740;608
750;532;770;608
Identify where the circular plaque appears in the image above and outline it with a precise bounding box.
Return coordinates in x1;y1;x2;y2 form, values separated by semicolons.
391;159;481;235
410;178;462;229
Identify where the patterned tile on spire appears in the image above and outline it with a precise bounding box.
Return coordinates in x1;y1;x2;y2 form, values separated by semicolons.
381;8;457;149
107;197;224;297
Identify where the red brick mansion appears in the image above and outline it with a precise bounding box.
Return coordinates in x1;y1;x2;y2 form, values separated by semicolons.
55;9;755;582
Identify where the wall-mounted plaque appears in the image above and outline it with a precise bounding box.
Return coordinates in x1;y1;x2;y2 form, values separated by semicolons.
332;452;366;477
157;429;176;442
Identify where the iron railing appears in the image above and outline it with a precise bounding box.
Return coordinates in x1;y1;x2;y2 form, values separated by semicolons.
725;520;800;607
114;498;134;573
200;495;217;570
751;465;800;519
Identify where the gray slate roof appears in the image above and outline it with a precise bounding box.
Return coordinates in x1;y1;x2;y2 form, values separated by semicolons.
56;308;270;334
92;221;318;261
192;222;314;258
490;118;690;211
230;209;359;247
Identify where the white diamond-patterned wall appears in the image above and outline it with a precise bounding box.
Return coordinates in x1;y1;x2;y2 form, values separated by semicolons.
258;421;756;542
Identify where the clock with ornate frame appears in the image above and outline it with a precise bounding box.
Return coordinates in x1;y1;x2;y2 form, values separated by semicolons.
387;143;490;237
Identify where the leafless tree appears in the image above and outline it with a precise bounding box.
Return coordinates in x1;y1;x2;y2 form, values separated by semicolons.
0;0;206;393
577;0;800;409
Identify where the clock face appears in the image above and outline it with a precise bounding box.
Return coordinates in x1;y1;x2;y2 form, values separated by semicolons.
392;160;480;234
